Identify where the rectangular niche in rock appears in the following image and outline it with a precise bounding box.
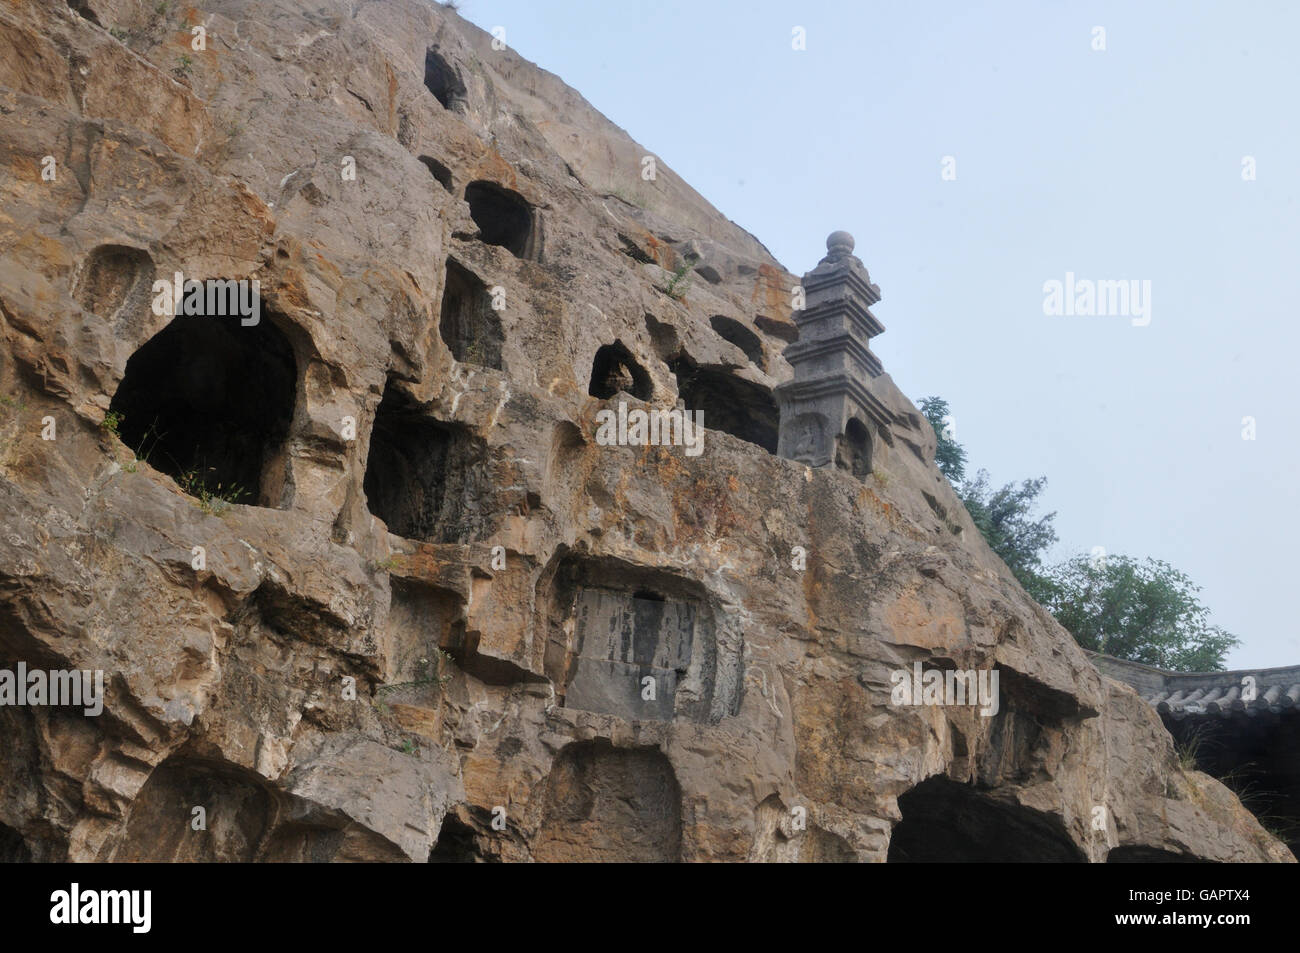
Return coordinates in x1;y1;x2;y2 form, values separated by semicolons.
439;258;502;369
363;382;488;543
563;587;698;722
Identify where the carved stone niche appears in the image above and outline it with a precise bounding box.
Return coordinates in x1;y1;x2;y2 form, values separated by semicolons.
538;556;743;724
781;411;832;467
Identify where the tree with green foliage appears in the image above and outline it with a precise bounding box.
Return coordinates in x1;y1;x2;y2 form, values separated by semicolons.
1038;555;1240;671
918;396;966;483
959;469;1057;599
914;395;1239;671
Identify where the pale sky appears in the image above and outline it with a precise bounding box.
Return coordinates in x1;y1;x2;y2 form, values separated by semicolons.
457;0;1300;669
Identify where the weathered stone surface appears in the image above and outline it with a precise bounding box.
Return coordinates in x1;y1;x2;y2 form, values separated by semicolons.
0;0;1289;863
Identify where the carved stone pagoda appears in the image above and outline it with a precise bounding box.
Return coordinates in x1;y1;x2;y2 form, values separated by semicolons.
775;231;893;478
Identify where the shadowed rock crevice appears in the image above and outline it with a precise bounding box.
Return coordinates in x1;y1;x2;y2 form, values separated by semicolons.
109;311;297;507
428;811;490;863
363;383;489;543
0;820;30;863
709;314;765;369
439;258;502;368
464;181;534;259
837;417;872;479
533;741;681;862
588;341;651;400
1107;845;1203;863
419;155;454;192
887;776;1085;862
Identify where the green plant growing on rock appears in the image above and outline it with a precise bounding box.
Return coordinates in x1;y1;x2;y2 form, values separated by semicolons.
663;254;698;299
178;468;247;516
100;410;123;438
376;647;455;698
1175;727;1205;772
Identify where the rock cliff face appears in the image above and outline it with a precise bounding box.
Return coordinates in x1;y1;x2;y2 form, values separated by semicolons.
0;0;1289;862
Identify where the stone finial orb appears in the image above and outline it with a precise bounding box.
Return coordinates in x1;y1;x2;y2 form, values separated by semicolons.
826;230;855;258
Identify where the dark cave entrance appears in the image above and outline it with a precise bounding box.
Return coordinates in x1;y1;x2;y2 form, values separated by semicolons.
363;383;485;543
671;361;778;453
428;813;484;863
109;312;297;507
464;181;533;258
424;48;466;111
439;258;502;368
588;342;652;401
1166;715;1300;859
887;776;1085;862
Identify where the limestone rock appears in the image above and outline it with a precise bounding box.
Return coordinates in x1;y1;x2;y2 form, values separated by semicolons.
0;0;1288;863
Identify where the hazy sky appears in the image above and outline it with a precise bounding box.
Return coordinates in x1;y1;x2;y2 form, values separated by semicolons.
457;0;1299;669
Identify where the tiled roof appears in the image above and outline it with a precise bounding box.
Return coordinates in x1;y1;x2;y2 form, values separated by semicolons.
1086;651;1300;719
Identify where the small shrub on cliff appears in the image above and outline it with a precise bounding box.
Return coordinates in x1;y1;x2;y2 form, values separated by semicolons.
100;410;123;438
663;254;698;299
919;396;967;483
178;468;247;516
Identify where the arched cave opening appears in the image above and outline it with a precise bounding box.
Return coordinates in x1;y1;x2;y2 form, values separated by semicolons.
671;360;778;453
709;315;765;370
588;342;652;401
419;155;454;192
363;382;487;543
534;741;682;862
109;311;297;508
464;181;533;258
439;258;502;368
838;417;872;479
887;776;1085;862
424;48;466;111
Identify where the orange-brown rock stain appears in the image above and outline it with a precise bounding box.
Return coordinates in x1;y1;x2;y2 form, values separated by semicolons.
471;148;521;194
751;263;792;320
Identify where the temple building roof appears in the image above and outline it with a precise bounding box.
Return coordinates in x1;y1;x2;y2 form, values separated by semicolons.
1088;651;1300;719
